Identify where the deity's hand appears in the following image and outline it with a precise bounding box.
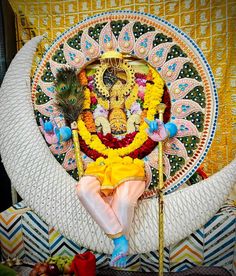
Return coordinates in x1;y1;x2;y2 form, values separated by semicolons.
145;119;168;142
40;118;72;144
145;118;159;133
145;119;177;142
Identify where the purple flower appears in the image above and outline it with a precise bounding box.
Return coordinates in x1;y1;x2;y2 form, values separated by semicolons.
136;78;146;87
131;102;142;114
93;104;109;119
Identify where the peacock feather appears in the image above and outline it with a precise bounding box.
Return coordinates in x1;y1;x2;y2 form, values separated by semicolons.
55;68;85;125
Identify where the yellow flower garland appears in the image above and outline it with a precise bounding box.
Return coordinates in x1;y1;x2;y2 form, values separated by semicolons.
78;66;164;158
98;96;109;110
125;83;138;110
144;67;164;117
83;87;91;110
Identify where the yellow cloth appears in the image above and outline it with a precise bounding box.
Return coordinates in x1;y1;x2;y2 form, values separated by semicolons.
84;158;145;196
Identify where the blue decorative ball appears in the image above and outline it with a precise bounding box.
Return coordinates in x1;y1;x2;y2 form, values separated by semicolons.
44;121;53;133
60;126;72;142
165;122;177;138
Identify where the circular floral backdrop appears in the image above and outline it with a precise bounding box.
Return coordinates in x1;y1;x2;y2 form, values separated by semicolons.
32;11;218;198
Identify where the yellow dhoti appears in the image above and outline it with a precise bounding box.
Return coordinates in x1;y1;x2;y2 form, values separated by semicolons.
76;157;146;237
84;156;145;196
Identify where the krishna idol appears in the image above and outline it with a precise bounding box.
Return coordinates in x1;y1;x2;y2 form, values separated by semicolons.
40;50;177;268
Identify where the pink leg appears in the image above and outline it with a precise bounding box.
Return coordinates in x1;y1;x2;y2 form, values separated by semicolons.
111;180;146;236
76;176;122;236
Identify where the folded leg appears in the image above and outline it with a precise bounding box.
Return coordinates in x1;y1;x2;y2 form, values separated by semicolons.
76;176;122;236
112;180;146;236
109;180;145;267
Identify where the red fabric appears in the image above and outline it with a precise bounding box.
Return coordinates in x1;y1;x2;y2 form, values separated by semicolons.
163;85;171;124
71;251;96;276
196;167;208;179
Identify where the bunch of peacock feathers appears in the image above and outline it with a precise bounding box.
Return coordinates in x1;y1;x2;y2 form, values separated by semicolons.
55;68;85;125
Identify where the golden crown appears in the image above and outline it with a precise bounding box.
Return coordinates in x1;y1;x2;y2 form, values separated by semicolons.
101;51;123;60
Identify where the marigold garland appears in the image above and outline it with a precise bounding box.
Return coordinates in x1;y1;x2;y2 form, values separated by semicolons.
78;65;164;158
125;84;138;110
81;110;96;133
83;87;91;110
79;134;157;160
78;70;88;85
143;66;164;113
98;96;109;110
79;71;91;110
140;109;147;125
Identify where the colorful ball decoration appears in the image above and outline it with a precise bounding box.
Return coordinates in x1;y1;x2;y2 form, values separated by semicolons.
32;11;218;198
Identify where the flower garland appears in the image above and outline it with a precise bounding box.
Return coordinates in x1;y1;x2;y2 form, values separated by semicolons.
83;87;91;110
97;132;138;148
125;84;138;110
77;65;164;158
78;70;88;85
81;110;96;133
143;66;164;114
79;134;157;160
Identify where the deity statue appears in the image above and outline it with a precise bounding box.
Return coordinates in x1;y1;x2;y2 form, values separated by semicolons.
75;52;177;268
41;52;177;268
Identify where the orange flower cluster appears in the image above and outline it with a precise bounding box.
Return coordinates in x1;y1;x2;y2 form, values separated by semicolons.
82;110;96;133
146;69;153;82
90;91;97;98
78;70;88;86
140;109;147;125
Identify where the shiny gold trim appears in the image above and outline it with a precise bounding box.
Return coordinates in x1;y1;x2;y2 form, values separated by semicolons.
156;103;166;276
106;232;123;239
71;122;84;180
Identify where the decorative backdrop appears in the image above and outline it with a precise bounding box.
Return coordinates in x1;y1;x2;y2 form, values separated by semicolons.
8;0;236;176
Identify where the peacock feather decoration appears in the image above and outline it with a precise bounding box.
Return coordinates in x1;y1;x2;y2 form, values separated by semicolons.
55;68;85;124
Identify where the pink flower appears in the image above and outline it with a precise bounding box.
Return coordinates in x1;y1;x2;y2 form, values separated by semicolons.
138;87;145;100
136;78;146;86
90;96;97;105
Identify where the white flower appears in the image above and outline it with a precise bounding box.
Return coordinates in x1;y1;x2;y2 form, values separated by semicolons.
93;104;109;119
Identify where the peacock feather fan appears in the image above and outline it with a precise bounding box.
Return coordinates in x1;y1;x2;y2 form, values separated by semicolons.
55;68;85;125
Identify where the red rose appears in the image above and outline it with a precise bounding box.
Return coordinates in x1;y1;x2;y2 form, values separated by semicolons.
90;96;97;105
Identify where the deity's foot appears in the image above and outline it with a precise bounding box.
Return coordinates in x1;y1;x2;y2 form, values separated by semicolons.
109;235;128;268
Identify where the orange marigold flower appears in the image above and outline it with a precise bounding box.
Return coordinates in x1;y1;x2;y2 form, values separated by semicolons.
82;110;96;133
146;69;153;81
78;70;88;85
140;109;147;125
90;92;97;99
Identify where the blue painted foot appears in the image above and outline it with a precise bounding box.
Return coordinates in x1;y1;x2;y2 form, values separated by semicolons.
109;235;128;268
